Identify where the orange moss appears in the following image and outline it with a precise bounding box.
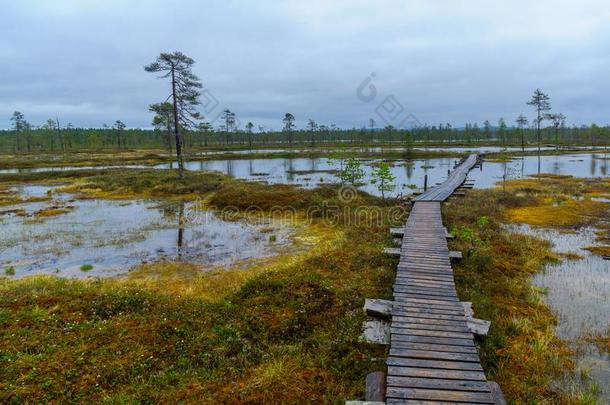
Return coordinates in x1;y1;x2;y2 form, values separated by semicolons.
507;199;609;228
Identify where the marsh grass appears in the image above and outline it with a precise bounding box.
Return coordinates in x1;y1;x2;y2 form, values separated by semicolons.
0;182;397;403
58;169;226;200
444;190;574;402
584;245;610;256
31;204;76;219
0;170;606;403
0;148;463;171
444;174;610;403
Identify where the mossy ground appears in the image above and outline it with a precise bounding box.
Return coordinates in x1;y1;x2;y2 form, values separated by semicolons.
0;170;608;403
497;175;609;230
443;174;609;403
444;190;573;403
0;176;398;403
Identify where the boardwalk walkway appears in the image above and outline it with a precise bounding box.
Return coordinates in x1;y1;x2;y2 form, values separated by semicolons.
385;154;495;404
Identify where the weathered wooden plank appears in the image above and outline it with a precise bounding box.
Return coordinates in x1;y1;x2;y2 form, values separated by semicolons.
390;340;478;354
393;290;458;300
392;304;464;315
398;249;448;254
396;271;453;279
449;251;463;260
394;297;458;306
387;356;484;371
391;327;473;339
395;274;454;283
394;282;456;290
387;365;487;381
387;376;490;392
386;387;494;403
394;280;456;289
390;227;405;236
395;281;451;288
393;293;459;304
392;312;466;322
365;371;386;402
397;265;453;273
489;381;507;405
394;281;452;289
399;253;451;259
389;348;481;362
392;303;465;314
391;334;475;347
392;295;460;306
393;286;457;297
384;247;401;255
392;316;466;327
392;322;470;333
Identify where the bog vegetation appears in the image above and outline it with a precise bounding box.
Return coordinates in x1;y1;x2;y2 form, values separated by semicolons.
0;167;608;403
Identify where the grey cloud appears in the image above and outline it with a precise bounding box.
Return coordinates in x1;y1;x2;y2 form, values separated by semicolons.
1;0;609;129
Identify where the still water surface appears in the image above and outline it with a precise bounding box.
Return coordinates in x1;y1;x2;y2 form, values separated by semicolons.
0;185;290;278
510;224;610;400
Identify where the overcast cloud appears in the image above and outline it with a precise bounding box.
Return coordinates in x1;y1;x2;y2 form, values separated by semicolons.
1;0;609;130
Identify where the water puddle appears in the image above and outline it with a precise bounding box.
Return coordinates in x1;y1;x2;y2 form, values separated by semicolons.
508;223;610;400
0;186;291;279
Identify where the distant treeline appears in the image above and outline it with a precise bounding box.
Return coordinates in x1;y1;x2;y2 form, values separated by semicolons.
1;122;609;154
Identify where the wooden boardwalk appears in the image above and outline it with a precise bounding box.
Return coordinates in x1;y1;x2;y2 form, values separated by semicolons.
414;154;478;202
386;154;495;404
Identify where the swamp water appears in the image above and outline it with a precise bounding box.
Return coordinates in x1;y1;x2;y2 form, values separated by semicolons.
0;186;291;278
154;152;609;196
509;224;610;400
2;152;608;198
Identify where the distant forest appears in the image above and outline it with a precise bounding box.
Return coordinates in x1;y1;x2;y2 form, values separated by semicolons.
1;116;609;154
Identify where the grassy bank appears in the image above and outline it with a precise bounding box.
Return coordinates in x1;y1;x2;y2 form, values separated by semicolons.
0;147;466;171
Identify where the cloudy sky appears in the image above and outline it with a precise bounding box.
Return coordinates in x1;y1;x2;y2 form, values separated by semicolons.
1;0;609;130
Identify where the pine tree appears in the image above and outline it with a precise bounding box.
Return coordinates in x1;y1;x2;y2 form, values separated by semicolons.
527;89;551;153
145;52;202;176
